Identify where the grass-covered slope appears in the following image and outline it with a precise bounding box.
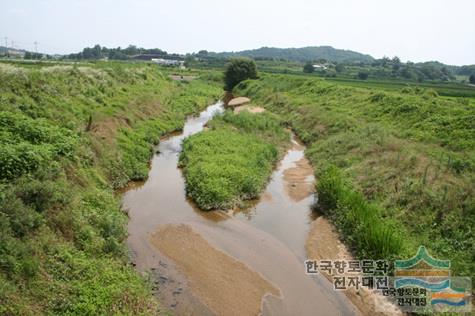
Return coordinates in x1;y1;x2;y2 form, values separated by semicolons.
179;110;289;210
0;61;221;314
235;75;475;277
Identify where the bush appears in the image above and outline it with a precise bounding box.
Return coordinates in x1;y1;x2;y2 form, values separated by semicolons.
224;58;258;91
0;111;76;179
357;71;369;80
303;62;314;73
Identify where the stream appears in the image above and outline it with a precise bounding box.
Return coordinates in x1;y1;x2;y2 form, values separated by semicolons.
122;101;358;315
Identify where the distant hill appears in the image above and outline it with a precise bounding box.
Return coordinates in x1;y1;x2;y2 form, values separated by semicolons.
209;46;375;63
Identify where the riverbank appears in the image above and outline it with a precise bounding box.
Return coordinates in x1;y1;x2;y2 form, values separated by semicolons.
0;61;221;314
234;74;475;280
306;216;403;316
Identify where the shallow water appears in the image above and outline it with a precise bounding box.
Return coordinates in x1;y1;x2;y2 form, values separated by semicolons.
122;102;358;315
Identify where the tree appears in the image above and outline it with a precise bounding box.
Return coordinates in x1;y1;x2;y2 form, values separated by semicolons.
392;56;401;71
303;61;314;73
357;71;369;80
224;58;258;91
470;74;475;84
335;63;345;73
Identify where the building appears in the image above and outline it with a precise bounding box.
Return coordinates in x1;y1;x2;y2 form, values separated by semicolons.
312;64;328;70
151;58;185;68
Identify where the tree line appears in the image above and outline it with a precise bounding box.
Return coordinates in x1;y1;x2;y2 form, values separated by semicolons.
65;45;182;60
303;56;475;82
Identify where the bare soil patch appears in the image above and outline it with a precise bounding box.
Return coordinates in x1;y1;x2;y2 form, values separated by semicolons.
233;105;266;114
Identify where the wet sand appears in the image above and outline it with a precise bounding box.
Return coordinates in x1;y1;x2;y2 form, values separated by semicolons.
306;217;403;316
151;224;280;316
282;150;314;202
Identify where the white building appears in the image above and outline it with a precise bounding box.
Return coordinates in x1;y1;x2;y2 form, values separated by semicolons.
151;58;185;68
312;64;328;70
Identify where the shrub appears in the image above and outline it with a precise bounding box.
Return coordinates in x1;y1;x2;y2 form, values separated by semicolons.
224;58;258;91
303;62;314;73
357;71;369;80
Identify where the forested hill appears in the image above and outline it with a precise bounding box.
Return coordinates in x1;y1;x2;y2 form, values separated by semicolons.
209;46;375;63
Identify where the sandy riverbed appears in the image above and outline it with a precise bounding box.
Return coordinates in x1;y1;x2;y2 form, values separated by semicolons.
151;224;280;316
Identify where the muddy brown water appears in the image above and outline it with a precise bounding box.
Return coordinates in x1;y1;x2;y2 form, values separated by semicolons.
122;102;358;316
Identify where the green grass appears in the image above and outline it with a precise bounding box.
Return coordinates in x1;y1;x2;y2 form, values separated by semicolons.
316;165;403;260
234;74;475;279
179;110;289;210
0;60;221;314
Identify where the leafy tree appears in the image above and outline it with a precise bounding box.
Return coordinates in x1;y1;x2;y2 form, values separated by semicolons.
470;74;475;84
303;61;314;73
108;50;128;60
335;63;345;73
392;56;401;71
357;71;369;80
224;58;258;91
123;45;139;56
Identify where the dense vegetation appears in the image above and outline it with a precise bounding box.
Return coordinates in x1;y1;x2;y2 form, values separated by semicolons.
207;46;375;63
0;60;221;314
188;49;475;85
179;110;289;210
65;44;183;61
223;58;258;91
234;74;475;277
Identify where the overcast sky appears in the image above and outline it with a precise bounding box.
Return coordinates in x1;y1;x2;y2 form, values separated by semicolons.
1;0;474;65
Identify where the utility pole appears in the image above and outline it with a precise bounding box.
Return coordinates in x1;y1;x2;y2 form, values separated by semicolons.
34;41;38;53
4;37;8;57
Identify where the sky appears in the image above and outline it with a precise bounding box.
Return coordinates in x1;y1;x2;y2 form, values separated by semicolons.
1;0;474;65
